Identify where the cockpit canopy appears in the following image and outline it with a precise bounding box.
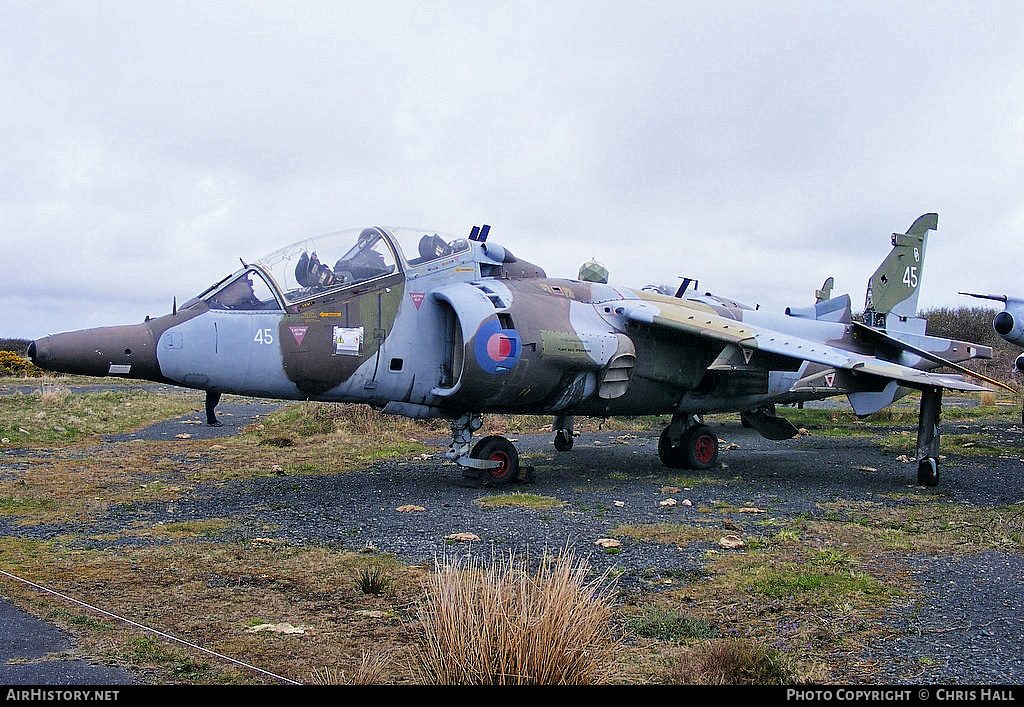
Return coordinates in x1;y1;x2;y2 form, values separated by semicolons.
192;226;471;311
279;226;400;297
257;226;469;305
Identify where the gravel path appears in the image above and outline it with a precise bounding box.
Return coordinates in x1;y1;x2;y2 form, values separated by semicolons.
3;407;1024;685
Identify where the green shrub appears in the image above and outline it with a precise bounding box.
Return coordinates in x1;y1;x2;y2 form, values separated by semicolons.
624;607;720;641
0;350;42;377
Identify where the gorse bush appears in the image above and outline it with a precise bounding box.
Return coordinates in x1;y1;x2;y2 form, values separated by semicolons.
922;306;1019;385
0;351;42;377
922;306;1002;348
0;339;30;354
415;550;617;685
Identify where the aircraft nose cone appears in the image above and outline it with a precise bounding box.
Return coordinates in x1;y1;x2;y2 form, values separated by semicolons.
29;323;161;380
27;338;57;369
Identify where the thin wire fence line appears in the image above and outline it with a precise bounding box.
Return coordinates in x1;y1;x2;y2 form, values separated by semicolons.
0;568;302;685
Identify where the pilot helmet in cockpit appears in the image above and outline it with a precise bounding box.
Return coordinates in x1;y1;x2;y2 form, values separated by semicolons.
336;248;387;282
294;252;336;288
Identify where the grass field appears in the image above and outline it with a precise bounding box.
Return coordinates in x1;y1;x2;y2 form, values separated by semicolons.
1;375;1022;684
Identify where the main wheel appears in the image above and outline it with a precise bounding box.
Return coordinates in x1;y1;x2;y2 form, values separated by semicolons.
683;425;719;470
658;427;688;468
470;435;520;484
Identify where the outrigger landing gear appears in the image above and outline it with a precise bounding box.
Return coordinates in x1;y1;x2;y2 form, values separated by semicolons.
446;413;528;485
916;387;942;487
658;414;720;470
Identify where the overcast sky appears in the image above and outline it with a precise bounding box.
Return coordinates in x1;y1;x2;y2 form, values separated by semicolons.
3;1;1023;340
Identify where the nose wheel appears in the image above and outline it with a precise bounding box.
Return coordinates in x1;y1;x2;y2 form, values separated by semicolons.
446;413;528;485
470;435;521;485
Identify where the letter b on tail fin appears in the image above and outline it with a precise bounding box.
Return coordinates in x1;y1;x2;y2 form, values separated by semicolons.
864;213;937;326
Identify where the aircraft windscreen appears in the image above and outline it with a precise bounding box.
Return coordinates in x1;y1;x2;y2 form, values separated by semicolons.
204;269;282;311
253;226;469;305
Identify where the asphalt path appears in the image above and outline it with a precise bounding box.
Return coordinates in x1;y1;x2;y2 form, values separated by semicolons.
0;596;138;685
101;398;288;443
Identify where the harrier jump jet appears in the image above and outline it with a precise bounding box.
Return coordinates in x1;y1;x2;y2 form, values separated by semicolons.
30;214;1008;486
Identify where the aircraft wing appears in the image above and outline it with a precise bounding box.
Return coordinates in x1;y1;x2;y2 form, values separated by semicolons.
959;292;1008;303
620;301;1001;394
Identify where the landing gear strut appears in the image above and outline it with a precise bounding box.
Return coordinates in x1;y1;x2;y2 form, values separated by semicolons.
658;414;719;470
446;413;527;485
916;387;942;486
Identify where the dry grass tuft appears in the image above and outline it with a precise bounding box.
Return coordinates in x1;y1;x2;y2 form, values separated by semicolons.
309;650;393;685
414;549;617;685
667;637;796;685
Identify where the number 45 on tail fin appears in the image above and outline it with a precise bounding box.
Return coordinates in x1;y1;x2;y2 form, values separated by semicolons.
863;212;936;330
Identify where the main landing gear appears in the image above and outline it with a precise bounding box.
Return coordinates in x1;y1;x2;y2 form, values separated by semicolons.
446;413;529;485
658;414;720;470
446;391;943;486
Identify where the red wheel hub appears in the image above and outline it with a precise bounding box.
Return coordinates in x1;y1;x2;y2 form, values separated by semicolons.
487;451;510;480
693;433;716;464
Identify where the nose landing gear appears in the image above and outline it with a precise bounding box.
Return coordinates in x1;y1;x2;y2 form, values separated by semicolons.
446;413;531;485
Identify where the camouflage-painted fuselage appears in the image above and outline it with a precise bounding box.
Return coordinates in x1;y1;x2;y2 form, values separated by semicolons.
29;218;1006;486
30;224;993;422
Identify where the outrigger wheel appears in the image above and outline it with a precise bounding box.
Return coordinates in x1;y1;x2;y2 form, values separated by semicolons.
915;387;942;487
917;457;939;487
553;415;575;452
554;428;574;452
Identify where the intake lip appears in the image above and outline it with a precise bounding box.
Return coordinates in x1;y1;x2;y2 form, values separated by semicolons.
995;311;1015;337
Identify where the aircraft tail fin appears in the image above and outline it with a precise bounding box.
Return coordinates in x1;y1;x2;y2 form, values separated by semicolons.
863;213;937;328
815;277;834;303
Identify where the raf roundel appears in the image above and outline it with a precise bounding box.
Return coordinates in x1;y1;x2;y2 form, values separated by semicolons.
474;319;522;374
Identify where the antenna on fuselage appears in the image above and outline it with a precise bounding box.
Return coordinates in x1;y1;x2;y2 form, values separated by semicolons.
469;224;491;242
675;277;697;298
